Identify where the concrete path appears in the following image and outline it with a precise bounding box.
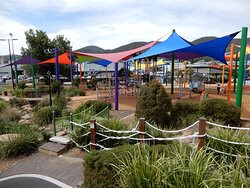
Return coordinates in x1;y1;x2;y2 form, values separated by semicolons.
0;153;83;187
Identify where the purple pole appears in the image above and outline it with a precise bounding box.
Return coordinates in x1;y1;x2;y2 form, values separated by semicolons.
114;62;119;110
55;47;60;94
70;48;73;84
127;62;129;88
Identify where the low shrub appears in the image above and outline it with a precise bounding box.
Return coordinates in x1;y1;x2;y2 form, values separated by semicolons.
0;117;13;134
53;95;67;109
75;100;112;114
63;87;86;97
33;98;50;112
72;78;80;87
0;107;21;122
0;124;40;159
200;98;240;126
17;81;27;90
33;106;61;126
9;97;28;108
171;101;200;128
51;80;61;94
10;89;22;97
0;99;8;112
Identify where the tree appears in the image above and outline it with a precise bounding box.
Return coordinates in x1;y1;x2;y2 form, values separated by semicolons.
118;67;132;77
135;79;172;128
21;29;71;76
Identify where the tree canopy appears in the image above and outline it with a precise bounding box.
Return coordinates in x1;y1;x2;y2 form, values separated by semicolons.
21;29;72;76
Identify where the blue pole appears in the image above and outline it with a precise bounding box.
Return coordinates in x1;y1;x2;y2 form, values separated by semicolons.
114;62;119;110
70;48;73;84
55;47;60;95
244;54;248;86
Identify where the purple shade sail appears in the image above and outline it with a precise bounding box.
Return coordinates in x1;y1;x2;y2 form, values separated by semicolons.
1;55;40;67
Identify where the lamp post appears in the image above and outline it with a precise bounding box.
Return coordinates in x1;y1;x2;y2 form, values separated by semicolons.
47;71;52;107
9;33;18;85
0;37;18;89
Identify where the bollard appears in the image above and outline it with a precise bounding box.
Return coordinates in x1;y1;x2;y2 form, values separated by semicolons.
139;118;145;144
52;111;56;136
90;119;96;151
198;117;206;150
70;113;73;131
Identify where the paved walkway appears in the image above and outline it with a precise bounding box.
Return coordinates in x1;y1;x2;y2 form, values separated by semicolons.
110;110;135;119
0;153;83;187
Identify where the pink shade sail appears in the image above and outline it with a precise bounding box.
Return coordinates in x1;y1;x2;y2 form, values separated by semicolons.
73;40;158;63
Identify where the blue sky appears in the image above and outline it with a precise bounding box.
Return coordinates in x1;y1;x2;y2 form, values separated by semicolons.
0;0;249;55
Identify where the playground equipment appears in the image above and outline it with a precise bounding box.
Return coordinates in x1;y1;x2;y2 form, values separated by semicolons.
190;72;205;94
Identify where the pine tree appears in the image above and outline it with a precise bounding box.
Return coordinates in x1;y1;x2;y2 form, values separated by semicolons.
135;79;172;128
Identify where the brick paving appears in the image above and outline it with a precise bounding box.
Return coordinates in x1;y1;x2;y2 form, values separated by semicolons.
0;152;83;187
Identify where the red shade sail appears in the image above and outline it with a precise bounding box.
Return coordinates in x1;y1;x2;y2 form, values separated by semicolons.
38;52;72;65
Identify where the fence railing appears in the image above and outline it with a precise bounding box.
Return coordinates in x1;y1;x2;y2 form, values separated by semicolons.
68;117;250;159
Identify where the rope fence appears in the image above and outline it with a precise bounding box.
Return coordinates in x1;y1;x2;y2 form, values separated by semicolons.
67;117;250;159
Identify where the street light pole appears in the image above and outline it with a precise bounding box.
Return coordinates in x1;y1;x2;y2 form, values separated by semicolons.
10;33;18;85
7;39;15;89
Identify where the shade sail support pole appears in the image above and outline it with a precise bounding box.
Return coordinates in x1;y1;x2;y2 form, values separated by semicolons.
227;44;234;102
233;51;238;92
70;48;73;85
236;27;248;108
55;47;60;95
31;56;35;89
171;52;175;94
114;62;119;110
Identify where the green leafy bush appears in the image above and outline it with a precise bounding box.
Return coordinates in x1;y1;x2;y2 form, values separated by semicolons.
135;80;172;128
0;124;40;159
171;101;200;128
10;89;22;97
0;117;13;134
9;97;28;108
200;98;240;126
33;106;61;126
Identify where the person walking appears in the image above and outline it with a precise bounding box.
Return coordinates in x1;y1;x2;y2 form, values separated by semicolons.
189;81;193;99
217;81;221;94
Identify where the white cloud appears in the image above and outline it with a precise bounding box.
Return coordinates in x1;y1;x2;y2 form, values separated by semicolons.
0;15;36;55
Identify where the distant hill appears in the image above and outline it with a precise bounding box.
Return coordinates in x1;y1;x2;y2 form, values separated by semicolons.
76;37;250;55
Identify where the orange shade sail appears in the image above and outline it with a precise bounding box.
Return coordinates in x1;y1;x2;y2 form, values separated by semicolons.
39;52;73;65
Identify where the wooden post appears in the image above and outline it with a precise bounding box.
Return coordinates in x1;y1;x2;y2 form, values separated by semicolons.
52;111;56;136
139;118;145;144
198;117;206;150
90;119;96;151
70;112;73;131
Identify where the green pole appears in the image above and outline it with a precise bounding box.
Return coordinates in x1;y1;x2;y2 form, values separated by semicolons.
236;27;248;108
15;65;18;85
171;52;175;94
31;55;35;89
233;51;238;92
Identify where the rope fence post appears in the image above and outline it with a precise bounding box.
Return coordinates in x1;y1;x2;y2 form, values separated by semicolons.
139;118;145;144
70;113;73;131
198;117;206;150
90;119;96;151
52;111;56;136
